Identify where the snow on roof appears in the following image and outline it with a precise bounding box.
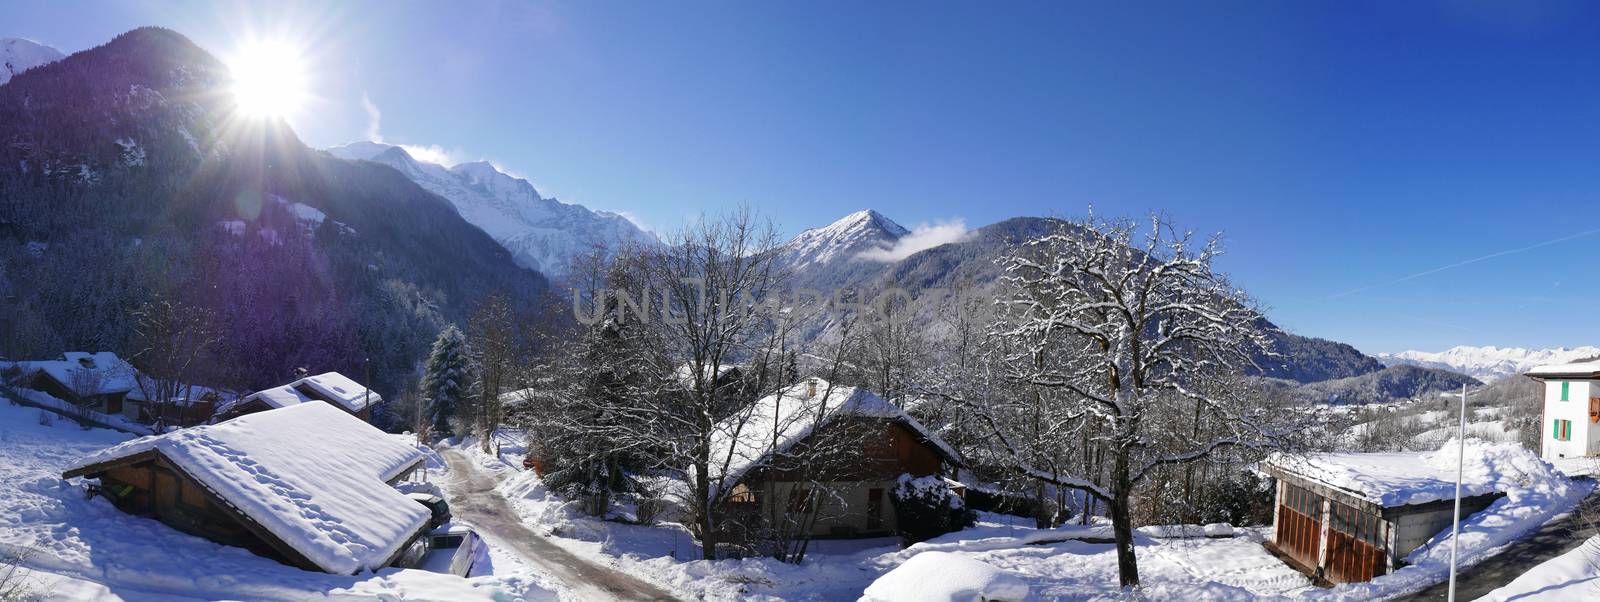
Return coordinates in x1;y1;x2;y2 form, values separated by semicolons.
64;402;428;574
1526;362;1600;378
706;379;959;500
1264;440;1564;507
18;352;139;397
296;371;381;412
222;371;379;416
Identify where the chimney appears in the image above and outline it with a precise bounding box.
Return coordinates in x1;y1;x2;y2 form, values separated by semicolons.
804;379;817;400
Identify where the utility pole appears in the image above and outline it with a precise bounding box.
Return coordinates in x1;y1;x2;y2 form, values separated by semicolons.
1447;382;1467;602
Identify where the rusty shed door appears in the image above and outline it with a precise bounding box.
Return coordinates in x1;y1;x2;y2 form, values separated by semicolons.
1323;501;1388;583
1277;483;1324;572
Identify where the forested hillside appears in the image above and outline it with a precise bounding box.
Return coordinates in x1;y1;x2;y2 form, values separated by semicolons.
0;28;549;398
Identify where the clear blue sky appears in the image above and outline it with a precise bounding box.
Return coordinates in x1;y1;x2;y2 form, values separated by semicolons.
9;1;1600;354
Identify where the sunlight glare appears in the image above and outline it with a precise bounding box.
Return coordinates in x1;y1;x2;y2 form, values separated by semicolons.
229;40;308;119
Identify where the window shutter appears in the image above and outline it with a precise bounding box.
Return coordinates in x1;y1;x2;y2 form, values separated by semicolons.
1555;420;1561;439
1562;381;1570;401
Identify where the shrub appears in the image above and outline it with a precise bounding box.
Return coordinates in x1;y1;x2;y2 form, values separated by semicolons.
889;474;975;545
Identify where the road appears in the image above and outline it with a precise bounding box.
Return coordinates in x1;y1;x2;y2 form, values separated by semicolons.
1400;486;1599;601
440;450;682;602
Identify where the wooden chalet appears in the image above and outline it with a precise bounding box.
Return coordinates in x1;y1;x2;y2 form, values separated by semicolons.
710;379;963;541
16;352;141;415
213;371;381;423
62;403;430;574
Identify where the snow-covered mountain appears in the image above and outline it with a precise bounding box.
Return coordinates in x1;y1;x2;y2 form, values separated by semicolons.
1;38;65;86
1378;345;1600;382
326;141;658;280
778;209;909;270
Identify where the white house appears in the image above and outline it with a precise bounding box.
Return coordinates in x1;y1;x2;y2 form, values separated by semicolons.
1525;362;1600;460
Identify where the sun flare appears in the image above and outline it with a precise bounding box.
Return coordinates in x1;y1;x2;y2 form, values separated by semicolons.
228;40;308;119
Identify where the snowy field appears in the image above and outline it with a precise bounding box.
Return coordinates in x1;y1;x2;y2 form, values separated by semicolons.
0;395;566;601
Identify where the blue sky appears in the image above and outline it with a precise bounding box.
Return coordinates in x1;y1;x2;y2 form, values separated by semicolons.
9;1;1600;354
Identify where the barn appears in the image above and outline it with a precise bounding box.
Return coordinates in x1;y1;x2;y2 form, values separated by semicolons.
1262;451;1504;583
709;379;962;542
213;371;381;423
62;402;430;574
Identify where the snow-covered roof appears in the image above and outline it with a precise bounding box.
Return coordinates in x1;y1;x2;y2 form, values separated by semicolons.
1526;362;1600;379
64;402;428;575
1264;440;1562;507
221;371;379;416
706;379;959;500
17;352;140;397
296;371;382;412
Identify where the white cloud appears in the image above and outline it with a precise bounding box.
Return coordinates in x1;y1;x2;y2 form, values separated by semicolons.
397;143;463;166
858;219;973;262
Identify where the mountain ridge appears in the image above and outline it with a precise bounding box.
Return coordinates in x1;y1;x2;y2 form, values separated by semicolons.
0;37;63;86
1378;345;1600;381
325;141;658;281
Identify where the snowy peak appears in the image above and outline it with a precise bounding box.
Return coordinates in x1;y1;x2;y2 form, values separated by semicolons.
1;38;65;86
1378;345;1600;382
779;209;909;269
324;141;658;279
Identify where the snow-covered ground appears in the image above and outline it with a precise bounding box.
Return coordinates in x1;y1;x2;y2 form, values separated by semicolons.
1481;537;1600;601
464;430;1594;601
0;398;566;601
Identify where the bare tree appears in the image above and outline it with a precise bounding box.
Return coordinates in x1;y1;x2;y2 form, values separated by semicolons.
629;207;788;559
975;214;1290;588
127;298;222;428
468;290;517;453
0;547;39;602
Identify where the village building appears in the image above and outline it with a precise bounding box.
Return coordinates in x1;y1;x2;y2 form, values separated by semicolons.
13;352;143;415
1525;362;1600;460
709;379;962;542
61;402;430;575
1262;451;1504;584
213;371;381;423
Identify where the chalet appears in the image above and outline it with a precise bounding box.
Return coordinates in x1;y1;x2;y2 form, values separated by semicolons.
213;371;381;423
14;352;142;415
709;378;962;542
62;402;430;575
1262;451;1505;584
1525;362;1600;460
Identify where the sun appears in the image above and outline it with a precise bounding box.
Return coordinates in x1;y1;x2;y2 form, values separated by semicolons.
228;40;308;119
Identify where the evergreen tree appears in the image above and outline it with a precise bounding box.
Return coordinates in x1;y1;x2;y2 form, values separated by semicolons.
422;325;473;440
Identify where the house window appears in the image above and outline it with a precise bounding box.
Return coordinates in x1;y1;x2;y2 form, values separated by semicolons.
1561;381;1570;401
728;483;757;504
1554;419;1572;441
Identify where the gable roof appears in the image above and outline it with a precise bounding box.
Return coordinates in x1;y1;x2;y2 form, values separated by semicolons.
63;402;428;574
218;371;380;417
18;352;140;397
706;379;959;500
1261;440;1557;508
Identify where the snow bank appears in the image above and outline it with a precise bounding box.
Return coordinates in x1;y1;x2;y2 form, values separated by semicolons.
63;402;429;575
1479;537;1600;601
1266;439;1562;506
859;551;1029;602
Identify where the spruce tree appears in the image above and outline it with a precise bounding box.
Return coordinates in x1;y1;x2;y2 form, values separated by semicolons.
422;324;473;440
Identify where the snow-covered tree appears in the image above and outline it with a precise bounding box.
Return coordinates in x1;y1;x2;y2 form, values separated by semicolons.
977;214;1288;588
422;325;473;440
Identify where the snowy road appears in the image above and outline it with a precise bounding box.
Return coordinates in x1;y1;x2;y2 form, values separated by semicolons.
1399;484;1600;601
440;450;683;602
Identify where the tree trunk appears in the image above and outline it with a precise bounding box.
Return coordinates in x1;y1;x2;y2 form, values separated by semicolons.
1111;448;1140;588
696;458;716;560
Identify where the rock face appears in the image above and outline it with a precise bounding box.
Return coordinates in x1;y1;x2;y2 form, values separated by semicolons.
326;141;658;281
0;38;64;86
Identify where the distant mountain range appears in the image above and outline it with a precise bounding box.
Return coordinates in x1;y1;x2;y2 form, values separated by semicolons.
0;38;62;86
776;210;1388;384
1378;346;1600;382
325;141;658;281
